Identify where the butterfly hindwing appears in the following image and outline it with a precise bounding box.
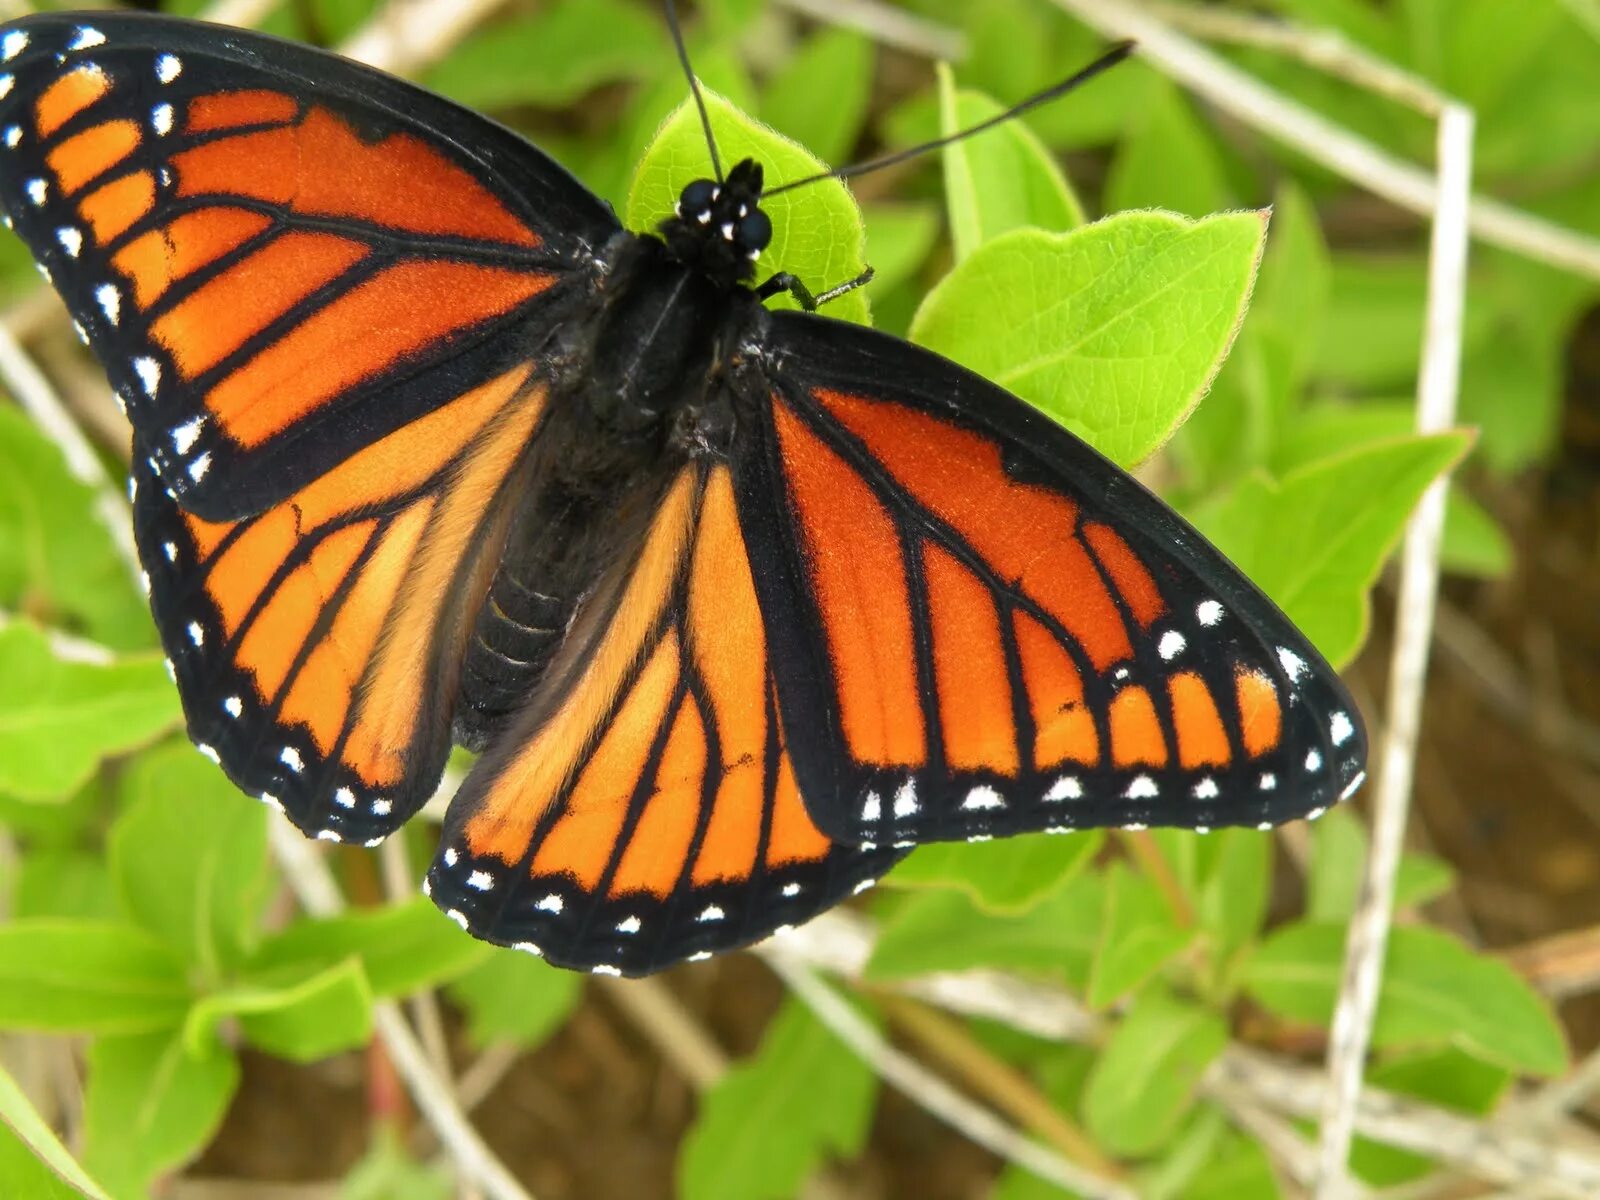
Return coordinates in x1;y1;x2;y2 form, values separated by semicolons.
133;364;551;843
0;13;615;519
741;312;1367;847
428;463;905;975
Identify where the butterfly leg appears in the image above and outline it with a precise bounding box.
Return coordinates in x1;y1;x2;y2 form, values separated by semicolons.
756;267;875;311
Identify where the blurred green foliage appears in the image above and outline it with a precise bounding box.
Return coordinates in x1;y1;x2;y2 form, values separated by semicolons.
3;0;1592;1196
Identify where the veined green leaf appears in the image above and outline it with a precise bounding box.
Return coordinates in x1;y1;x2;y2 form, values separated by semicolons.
0;1062;113;1199
0;920;188;1035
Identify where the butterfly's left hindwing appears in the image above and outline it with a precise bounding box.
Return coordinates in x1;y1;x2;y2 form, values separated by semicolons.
0;13;615;519
133;364;550;843
741;312;1367;847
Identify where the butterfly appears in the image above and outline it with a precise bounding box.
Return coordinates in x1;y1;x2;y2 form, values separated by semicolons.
0;10;1366;976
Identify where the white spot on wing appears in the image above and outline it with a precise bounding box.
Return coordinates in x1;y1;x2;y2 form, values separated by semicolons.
372;797;392;816
26;178;47;205
2;31;29;61
195;742;219;764
513;941;542;956
892;779;919;818
162;541;177;562
1306;806;1327;822
860;791;881;822
156;54;182;83
697;905;725;923
151;103;173;136
1259;772;1277;791
1197;600;1224;626
260;792;283;813
1340;771;1366;801
1304;749;1322;771
69;27;107;51
334;787;355;809
781;882;801;898
466;870;493;891
536;893;563;914
446;908;468;930
592;964;623;976
224;695;243;718
1158;630;1186;660
279;745;304;773
3;126;19;148
173;419;205;456
616;915;641;934
852;879;875;895
1256;821;1273;832
317;829;341;842
1125;775;1158;800
961;786;1004;812
0;74;12;99
188;452;212;482
55;226;82;257
1330;711;1354;746
1277;646;1307;681
186;620;203;646
95;283;120;324
1045;776;1082;801
133;356;161;396
1192;777;1219;800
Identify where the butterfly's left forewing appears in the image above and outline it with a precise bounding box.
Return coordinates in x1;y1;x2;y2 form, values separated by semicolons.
0;13;615;519
739;312;1367;848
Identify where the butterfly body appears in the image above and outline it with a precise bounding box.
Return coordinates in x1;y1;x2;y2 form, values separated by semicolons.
0;12;1366;975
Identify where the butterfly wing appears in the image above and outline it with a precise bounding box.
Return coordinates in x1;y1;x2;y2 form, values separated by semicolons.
132;363;551;843
427;462;905;975
739;311;1367;847
0;12;615;519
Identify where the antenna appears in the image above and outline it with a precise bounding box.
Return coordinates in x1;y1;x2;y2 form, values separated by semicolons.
664;0;723;182
764;41;1136;198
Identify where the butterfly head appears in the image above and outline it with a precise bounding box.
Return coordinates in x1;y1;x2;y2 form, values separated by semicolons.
660;158;773;288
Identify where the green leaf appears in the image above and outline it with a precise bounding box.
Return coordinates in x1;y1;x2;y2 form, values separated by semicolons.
81;1029;239;1200
341;1125;453;1200
192;958;374;1062
760;27;873;168
446;946;582;1048
1087;864;1194;1008
861;202;940;295
0;407;151;651
1176;182;1329;491
0;623;182;801
0;1062;113;1199
884;829;1103;915
1173;1124;1281;1200
988;1046;1102;1200
422;0;666;110
1245;922;1568;1075
1308;808;1456;922
626;89;870;324
1440;490;1512;579
1350;1046;1510;1185
1189;433;1471;666
911;211;1267;467
108;742;271;978
1194;830;1271;961
249;899;490;999
938;67;1084;263
867;874;1103;985
1104;78;1232;217
13;850;118;921
0;920;188;1034
1083;989;1228;1158
679;997;877;1200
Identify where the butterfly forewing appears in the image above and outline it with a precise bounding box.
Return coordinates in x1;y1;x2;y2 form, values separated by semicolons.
741;312;1366;847
0;12;614;519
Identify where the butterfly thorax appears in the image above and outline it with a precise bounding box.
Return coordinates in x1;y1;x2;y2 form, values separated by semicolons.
656;158;773;291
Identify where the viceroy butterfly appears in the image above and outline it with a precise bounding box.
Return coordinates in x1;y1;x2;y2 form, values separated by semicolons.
0;9;1365;975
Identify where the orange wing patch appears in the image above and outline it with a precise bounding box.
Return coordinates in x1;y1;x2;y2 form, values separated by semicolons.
145;363;545;837
433;465;901;975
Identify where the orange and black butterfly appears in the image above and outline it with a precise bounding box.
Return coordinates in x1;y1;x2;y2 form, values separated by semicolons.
0;10;1365;975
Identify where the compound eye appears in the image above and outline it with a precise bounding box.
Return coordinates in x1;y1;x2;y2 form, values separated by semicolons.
738;207;773;251
680;179;717;214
